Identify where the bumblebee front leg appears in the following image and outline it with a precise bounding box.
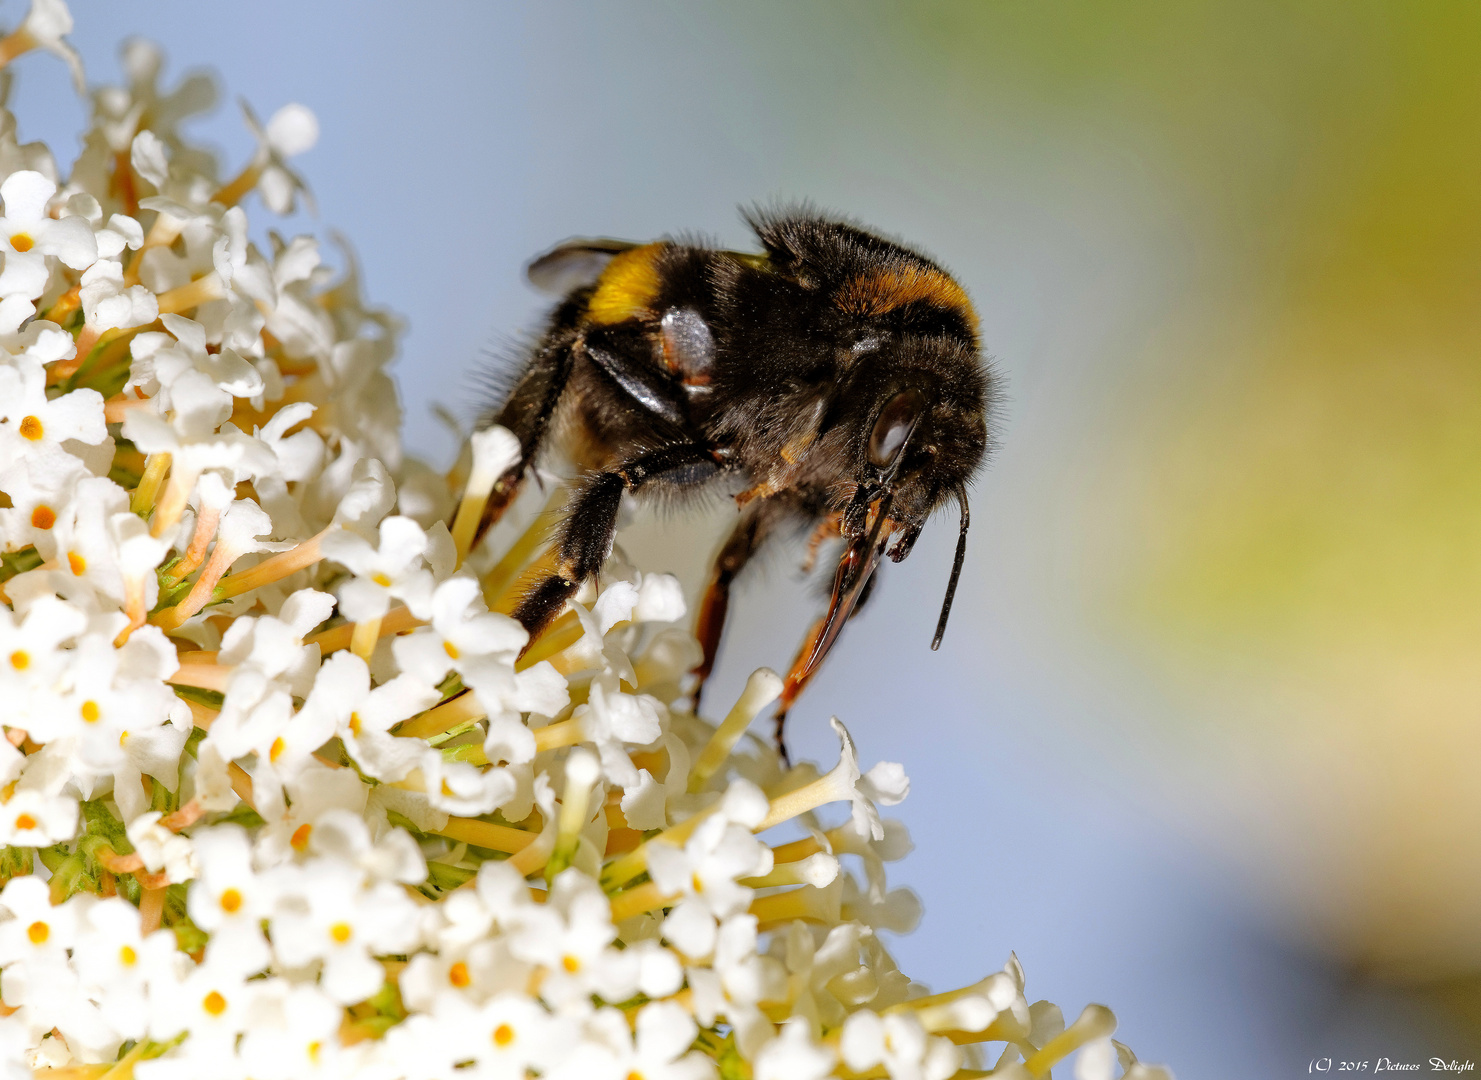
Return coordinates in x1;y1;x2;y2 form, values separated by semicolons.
513;444;721;644
771;561;881;763
474;336;577;545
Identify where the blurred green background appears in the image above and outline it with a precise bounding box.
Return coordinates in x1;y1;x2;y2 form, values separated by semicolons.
26;0;1481;1071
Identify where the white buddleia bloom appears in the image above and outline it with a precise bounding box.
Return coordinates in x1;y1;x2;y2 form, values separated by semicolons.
0;10;1174;1080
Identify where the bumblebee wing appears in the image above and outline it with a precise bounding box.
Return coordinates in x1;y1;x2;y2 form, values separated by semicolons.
525;238;638;295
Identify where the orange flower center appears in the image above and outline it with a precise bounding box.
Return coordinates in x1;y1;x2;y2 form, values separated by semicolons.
329;922;352;944
219;888;243;914
443;640;460;660
371;572;392;587
448;961;471;988
290;823;312;852
493;1023;515;1047
561;954;580;974
17;415;42;441
81;700;100;723
203;991;227;1016
67;551;85;575
30;504;54;529
119;945;137;966
9;233;33;253
13;813;36;831
269;736;285;762
8;651;28;671
26;921;47;945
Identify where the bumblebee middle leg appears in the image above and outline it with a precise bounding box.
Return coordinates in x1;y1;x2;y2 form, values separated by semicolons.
513;443;722;644
691;497;792;710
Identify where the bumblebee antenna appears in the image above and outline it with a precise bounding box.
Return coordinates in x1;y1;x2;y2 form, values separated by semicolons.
931;489;970;650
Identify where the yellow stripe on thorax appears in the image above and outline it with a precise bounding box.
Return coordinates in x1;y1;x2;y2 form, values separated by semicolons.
586;242;666;324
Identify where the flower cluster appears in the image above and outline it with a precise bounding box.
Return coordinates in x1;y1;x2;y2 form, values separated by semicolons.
0;5;1173;1079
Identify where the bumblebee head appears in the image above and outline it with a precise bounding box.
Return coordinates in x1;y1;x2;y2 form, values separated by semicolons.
795;333;992;683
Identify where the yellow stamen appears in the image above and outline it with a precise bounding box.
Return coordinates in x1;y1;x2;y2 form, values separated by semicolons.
131;452;172;517
689;668;783;792
1023;1005;1117;1078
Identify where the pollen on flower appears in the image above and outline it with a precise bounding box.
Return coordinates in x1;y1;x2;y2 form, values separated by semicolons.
203;991;227;1016
29;505;54;529
449;961;471;988
67;551;85;575
290;823;312;851
17;415;42;440
329;922;352;944
9;651;28;670
444;640;459;660
561;955;580;973
371;572;392;587
80;700;100;722
26;921;47;945
12;814;35;831
493;1024;515;1047
9;232;32;252
119;945;137;966
270;736;285;762
219;888;243;913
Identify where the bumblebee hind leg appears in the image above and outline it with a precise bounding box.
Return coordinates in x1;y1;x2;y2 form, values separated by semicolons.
514;443;722;645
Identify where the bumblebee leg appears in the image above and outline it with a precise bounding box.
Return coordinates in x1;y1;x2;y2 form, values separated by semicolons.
513;443;721;645
771;563;884;762
474;334;578;545
692;498;790;711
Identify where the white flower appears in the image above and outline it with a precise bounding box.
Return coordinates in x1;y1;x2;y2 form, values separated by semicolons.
0;171;95;299
125;811;197;882
648;782;772;959
0;356;102;467
308;806;426;885
450;992;565;1080
841;1009;960;1080
0;877;75;970
753;1020;837;1080
184;825;273;973
0;788;76;847
269;856;419;1003
79;257;158;332
577;673;666;787
238;983;358;1080
10;0;84;91
73;897;184;1040
144;946;262;1052
321;513;435;622
297;652;437;782
241;101;318;214
0;595;85;727
507;869;631;1008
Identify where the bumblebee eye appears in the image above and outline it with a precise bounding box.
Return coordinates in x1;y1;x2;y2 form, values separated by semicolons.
868;389;921;468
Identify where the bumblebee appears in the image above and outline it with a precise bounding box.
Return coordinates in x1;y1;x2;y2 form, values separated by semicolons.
477;209;993;754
